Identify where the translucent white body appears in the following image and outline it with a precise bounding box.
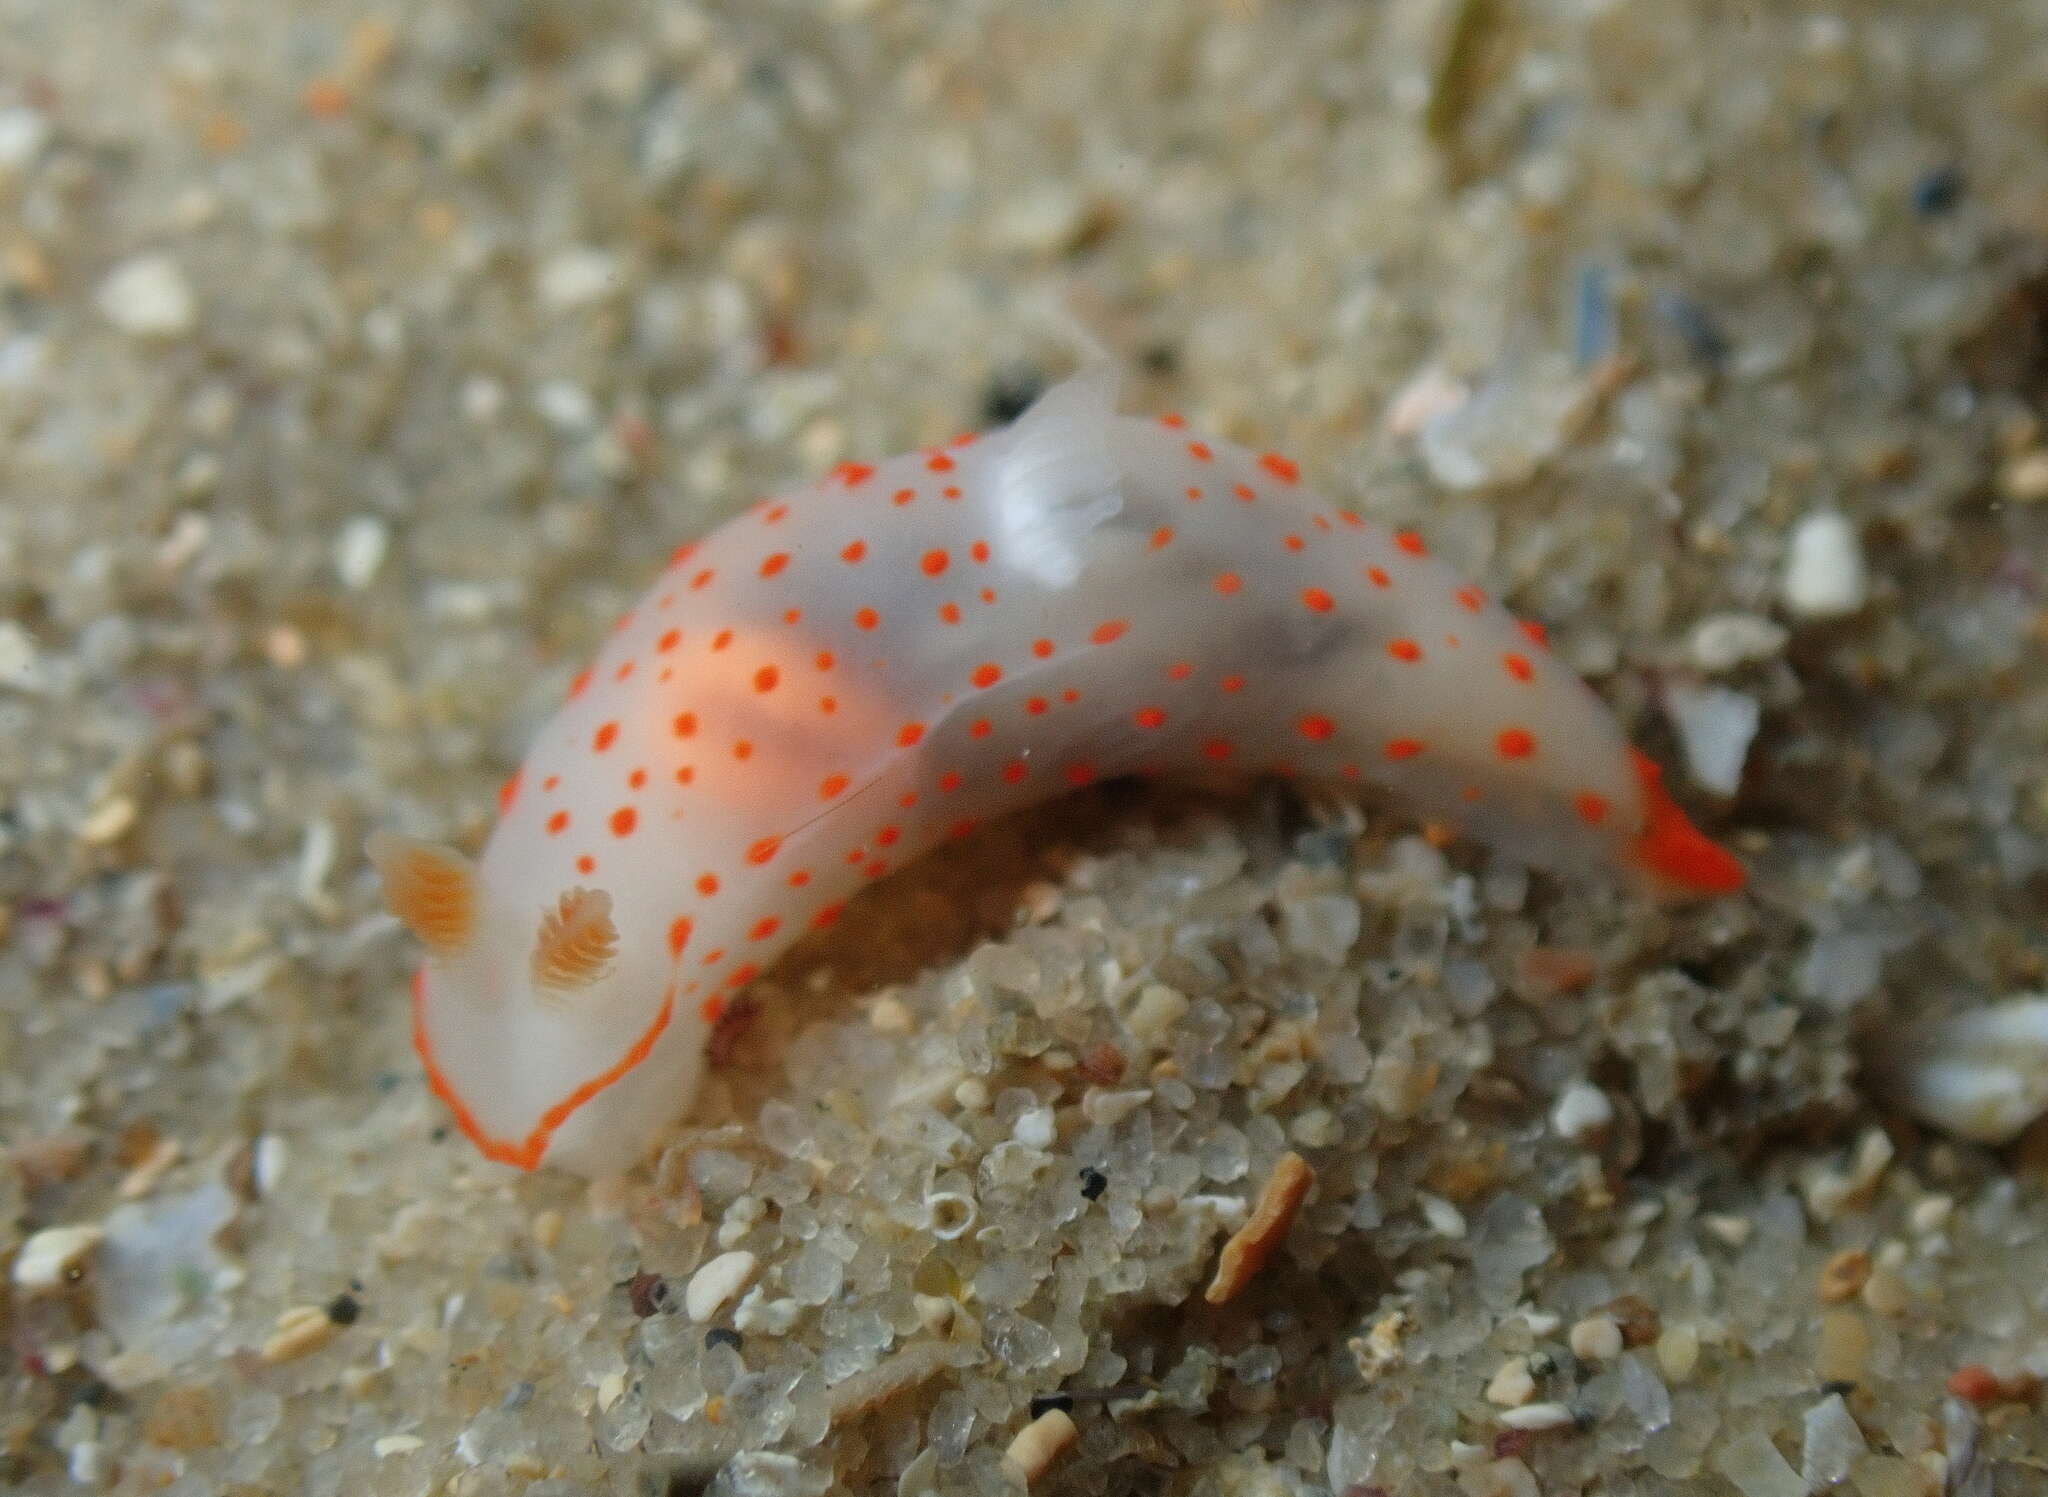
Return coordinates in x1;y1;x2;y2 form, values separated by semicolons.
400;372;1738;1175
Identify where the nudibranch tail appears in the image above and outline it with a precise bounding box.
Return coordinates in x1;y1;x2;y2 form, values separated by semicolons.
1625;749;1747;899
367;831;477;953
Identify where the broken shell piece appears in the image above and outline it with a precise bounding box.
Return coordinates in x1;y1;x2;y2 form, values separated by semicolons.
1204;1151;1315;1305
1882;997;2048;1144
13;1224;105;1294
684;1250;758;1323
1002;1408;1079;1485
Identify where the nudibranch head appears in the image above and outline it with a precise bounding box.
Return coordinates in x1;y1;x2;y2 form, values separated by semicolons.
370;832;693;1174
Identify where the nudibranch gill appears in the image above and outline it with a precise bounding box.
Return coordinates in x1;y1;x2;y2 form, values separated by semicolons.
372;370;1744;1176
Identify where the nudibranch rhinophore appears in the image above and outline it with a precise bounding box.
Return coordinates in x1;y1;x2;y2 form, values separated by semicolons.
372;370;1744;1176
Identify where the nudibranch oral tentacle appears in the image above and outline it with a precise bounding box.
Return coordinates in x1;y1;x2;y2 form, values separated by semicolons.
375;369;1745;1176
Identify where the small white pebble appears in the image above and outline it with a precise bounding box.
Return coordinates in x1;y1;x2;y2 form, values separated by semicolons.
953;1078;990;1112
1485;1358;1536;1406
1998;449;2048;504
684;1250;758;1322
1701;1213;1755;1248
97;254;197;338
373;1435;425;1458
77;796;138;846
1497;1401;1577;1431
1662;681;1759;796
1782;510;1868;619
1551;1080;1614;1140
260;1304;342;1363
1418;1193;1467;1239
1518;1306;1563;1337
0;620;45;692
12;1225;104;1294
1569;1315;1624;1362
1687;613;1789;673
537;247;622;312
1002;1407;1079;1484
1909;1195;1954;1234
333;516;389;590
1885;998;2048;1144
0;105;52;171
1080;1087;1151;1127
1125;983;1189;1046
1012;1106;1056;1150
732;1285;800;1335
1657;1323;1701;1382
867;995;913;1034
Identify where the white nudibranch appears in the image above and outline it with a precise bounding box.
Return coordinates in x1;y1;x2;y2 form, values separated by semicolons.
373;371;1745;1175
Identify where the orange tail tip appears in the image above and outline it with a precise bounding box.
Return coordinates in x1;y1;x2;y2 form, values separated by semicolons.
1626;749;1747;899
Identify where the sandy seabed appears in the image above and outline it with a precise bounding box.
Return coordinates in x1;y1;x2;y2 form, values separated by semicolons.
3;2;2048;1494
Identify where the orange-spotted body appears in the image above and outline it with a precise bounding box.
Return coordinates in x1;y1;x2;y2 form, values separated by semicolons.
373;371;1743;1176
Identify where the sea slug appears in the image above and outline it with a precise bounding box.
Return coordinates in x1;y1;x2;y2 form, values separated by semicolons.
372;370;1744;1175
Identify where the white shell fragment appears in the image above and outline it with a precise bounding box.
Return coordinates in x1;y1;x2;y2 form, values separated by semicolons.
1781;510;1868;619
1662;682;1760;796
96;255;197;338
12;1224;105;1294
1884;997;2048;1144
684;1249;759;1322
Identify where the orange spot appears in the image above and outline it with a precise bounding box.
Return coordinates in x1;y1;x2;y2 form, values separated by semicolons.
498;770;522;813
1134;706;1167;729
783;608;802;626
939;770;964;792
614;661;635;682
673;712;697;738
1284;534;1306;552
1388;638;1422;663
754;665;780;693
1065;762;1096;787
1001;761;1027;784
1575;792;1610;826
593;721;619;752
971;540;991;563
813;651;835;672
576;855;596;875
1461;785;1484;803
969;718;992;739
1298;714;1335;741
691;568;716;590
1503;653;1534;682
747;837;781;865
609;806;638;837
1026;696;1049;715
835;462;876;486
1149;526;1174;550
701;948;725;966
1519;619;1550;649
568;668;592;699
1456;585;1486;612
749;917;780;941
697;873;719;896
675;766;695;785
1259;452;1300;482
699;995;726;1025
628;768;648;790
763;503;789;525
305;78;350;118
1221;674;1246;693
943;485;962;501
876;825;901;846
972;662;1002;688
1203;738;1234;761
726;963;760;989
1161;413;1187;428
788;869;811;886
657;628;682;652
855;607;880;630
542;774;560;791
1497;728;1536;759
1032;637;1055;658
1061;688;1080;702
819;696;837;714
1312;515;1332;533
1167;661;1194;681
1384;738;1425;760
708;629;731;652
1339;510;1365;528
897;722;926;748
1215;571;1243;596
1232;483;1255;503
842;539;867;563
760;552;790;577
1626;750;1746;897
1091;619;1129;645
668;917;693;957
939;602;962;625
927;452;955;472
922;548;949;576
979;588;997;604
1394;530;1427;557
733;740;753;760
947;818;978;840
811;902;844;930
897;792;918;808
1366;567;1391;589
547;810;569;835
669;543;698;569
820;773;850;799
1188;441;1213;461
892;487;915;506
1186;486;1204;502
1302;587;1335;614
